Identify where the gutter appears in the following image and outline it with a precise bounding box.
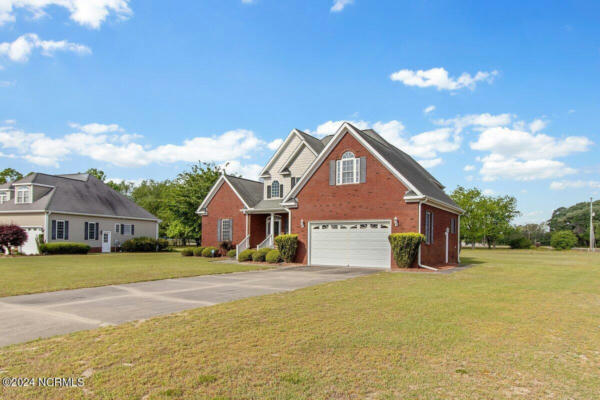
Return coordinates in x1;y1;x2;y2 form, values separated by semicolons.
418;201;438;271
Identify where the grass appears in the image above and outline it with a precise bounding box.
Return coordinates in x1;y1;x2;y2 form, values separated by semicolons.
1;249;600;399
0;253;271;297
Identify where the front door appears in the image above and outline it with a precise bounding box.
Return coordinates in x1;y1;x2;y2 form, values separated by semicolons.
102;231;111;253
266;218;281;236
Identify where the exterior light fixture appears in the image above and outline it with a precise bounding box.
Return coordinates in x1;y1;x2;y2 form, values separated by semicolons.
394;216;399;227
300;219;305;228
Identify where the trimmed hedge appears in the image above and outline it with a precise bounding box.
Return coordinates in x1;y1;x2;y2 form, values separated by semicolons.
509;236;532;249
181;248;194;257
227;249;237;258
202;246;220;257
388;233;425;268
266;249;282;264
252;248;271;262
193;247;205;257
121;237;169;252
238;249;256;262
551;230;578;250
274;234;298;263
40;242;91;255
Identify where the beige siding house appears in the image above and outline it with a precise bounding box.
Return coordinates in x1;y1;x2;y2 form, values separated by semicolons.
0;173;159;254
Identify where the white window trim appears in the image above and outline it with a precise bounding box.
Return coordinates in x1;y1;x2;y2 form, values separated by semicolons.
336;156;360;185
87;222;97;241
271;180;282;199
221;219;232;242
16;187;32;204
56;220;66;240
115;223;120;233
122;224;133;236
0;192;8;204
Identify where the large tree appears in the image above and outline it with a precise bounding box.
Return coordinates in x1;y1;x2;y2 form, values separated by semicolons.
85;168;134;196
0;168;23;184
548;200;600;246
131;179;175;237
451;186;485;248
169;162;222;245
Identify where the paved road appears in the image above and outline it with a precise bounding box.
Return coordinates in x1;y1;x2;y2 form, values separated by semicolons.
0;266;379;347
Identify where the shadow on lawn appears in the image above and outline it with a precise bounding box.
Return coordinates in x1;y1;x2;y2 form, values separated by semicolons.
459;256;486;266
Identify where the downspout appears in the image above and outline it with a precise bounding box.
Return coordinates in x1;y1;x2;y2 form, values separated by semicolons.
418;200;438;271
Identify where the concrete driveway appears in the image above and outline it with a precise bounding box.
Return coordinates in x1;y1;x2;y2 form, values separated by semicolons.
0;266;379;347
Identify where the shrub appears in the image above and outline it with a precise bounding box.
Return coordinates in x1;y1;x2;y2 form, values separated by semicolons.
388;233;425;268
266;249;282;263
551;230;578;250
121;237;169;252
227;249;237;258
252;248;272;262
509;236;532;249
39;242;91;255
0;224;27;253
193;247;205;257
202;246;220;257
238;249;256;262
181;248;194;257
274;234;298;263
219;240;234;253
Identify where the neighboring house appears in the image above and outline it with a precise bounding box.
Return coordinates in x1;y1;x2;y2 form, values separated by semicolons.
0;173;160;254
198;122;463;270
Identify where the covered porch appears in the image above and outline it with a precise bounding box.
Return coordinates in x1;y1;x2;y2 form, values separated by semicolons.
237;206;290;254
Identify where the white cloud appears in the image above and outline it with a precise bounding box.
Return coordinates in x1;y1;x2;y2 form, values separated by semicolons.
529;118;547;133
550;180;600;191
390;67;498;91
221;160;262;180
464;165;475;171
436;113;512;133
0;34;90;63
478;154;576;182
419;158;442;168
482;189;496;196
267;138;283;151
331;0;353;12
0;0;132;29
0;80;15;87
423;105;435;114
470;127;592;160
4;119;16;124
0;123;266;169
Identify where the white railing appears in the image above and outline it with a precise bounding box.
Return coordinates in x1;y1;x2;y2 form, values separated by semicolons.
236;235;250;259
257;234;274;250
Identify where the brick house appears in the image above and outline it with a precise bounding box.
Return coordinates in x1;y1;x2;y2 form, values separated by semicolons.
197;122;463;270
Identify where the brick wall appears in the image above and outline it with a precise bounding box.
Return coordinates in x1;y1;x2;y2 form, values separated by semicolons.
202;182;246;248
292;132;420;268
420;203;460;266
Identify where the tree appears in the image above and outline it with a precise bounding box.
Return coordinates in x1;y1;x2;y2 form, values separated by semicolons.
85;168;134;196
169;162;222;245
0;168;23;184
0;225;27;254
85;168;107;182
548;200;600;246
131;180;175;236
451;186;485;248
166;220;194;246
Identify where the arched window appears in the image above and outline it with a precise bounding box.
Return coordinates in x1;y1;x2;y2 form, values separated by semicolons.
336;152;360;184
271;180;280;198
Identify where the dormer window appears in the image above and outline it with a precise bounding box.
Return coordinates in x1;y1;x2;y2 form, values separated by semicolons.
271;180;281;198
0;191;8;204
16;187;31;204
336;152;360;185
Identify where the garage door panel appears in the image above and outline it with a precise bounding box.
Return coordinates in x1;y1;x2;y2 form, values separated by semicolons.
309;221;391;269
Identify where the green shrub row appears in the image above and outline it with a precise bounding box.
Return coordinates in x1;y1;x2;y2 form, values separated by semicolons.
227;249;237;258
252;248;271;262
238;249;256;262
509;236;532;249
121;237;169;252
265;249;281;263
40;242;91;255
181;248;194;256
202;246;220;257
193;247;205;256
274;234;298;263
388;233;424;268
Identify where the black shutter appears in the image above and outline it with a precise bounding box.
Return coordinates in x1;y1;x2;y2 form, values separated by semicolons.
267;186;271;199
360;156;367;183
280;185;284;197
121;224;124;235
64;221;69;240
229;219;232;242
84;222;89;240
131;224;135;235
217;219;222;241
329;160;336;185
52;220;57;240
95;223;100;240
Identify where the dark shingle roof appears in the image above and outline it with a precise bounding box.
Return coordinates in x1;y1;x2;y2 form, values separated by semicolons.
320;135;334;146
226;175;263;208
352;126;459;208
0;173;159;220
295;129;325;154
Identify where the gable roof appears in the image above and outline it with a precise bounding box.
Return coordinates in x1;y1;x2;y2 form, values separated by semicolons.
284;122;462;213
196;174;264;215
259;129;323;177
295;129;325;154
0;173;159;221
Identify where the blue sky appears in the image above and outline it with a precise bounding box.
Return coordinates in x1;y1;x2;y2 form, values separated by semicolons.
0;0;599;223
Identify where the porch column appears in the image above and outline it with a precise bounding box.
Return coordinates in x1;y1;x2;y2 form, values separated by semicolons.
288;209;292;234
270;212;275;243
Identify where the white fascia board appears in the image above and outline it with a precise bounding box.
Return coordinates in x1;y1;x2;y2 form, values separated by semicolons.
277;142;306;175
410;196;464;215
46;210;161;222
259;130;297;177
283;122;423;202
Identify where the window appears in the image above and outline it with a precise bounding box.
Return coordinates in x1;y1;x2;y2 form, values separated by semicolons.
425;211;434;245
88;222;96;240
336;152;360;185
0;192;7;204
115;223;120;233
451;218;457;234
122;224;133;235
56;220;65;240
220;219;232;241
271;180;281;198
16;187;30;204
291;177;300;188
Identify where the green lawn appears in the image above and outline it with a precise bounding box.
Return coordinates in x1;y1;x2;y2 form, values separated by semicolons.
1;249;600;399
0;253;271;297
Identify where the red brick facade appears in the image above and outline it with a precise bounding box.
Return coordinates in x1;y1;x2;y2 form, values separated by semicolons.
201;131;460;268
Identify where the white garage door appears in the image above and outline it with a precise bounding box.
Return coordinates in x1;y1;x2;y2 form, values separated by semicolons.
20;228;43;255
309;221;391;269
